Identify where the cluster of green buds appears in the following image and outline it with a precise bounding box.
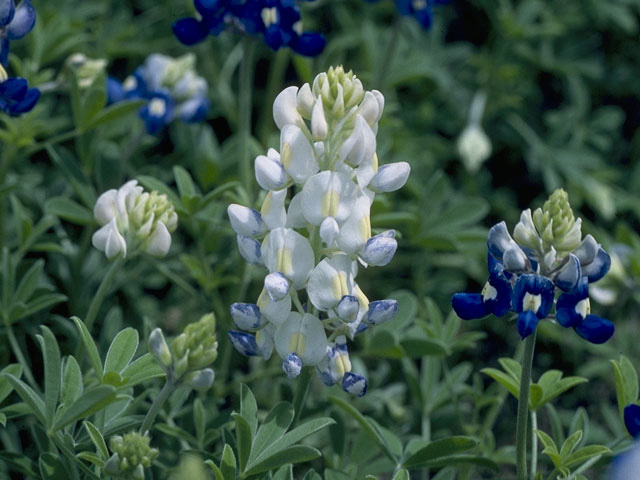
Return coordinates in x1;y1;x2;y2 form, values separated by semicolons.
148;313;218;390
92;180;178;259
104;431;158;480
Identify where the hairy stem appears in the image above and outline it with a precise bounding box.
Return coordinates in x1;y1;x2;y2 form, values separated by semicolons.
140;375;176;434
84;256;125;332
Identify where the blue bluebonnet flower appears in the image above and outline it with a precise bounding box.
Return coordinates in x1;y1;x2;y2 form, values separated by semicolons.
364;0;449;30
0;74;39;116
107;53;209;135
173;0;326;56
452;189;614;343
624;404;640;438
0;0;36;66
227;67;409;395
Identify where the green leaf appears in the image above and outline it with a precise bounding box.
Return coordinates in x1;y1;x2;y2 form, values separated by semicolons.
0;412;5;426
39;452;70;479
83;99;146;130
52;385;116;431
11;293;67;324
13;259;44;304
0;364;22;404
366;330;405;358
560;430;582;458
403;436;478;468
232;412;252;473
329;395;397;463
205;459;225;480
174;166;198;202
104;328;139;375
529;384;544;411
1;374;46;425
44;197;94;225
120;353;165;387
498;358;522;382
420;455;499;471
564;445;611;468
248;402;294;466
72;316;103;381
480;368;519;398
244;445;321;476
240;384;258;437
400;338;448;357
393;469;410;480
83;421;109;460
37;326;61;426
535;430;558;453
60;356;83;406
273;464;293;480
76;451;105;467
539;376;588;408
220;443;237;480
0;451;38;477
194;398;206;445
612;355;639;421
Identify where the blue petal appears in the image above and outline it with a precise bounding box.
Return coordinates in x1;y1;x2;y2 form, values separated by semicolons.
0;76;27;98
0;37;9;66
0;0;15;28
451;293;489;320
582;247;611;283
177;95;209;123
291;32;327;57
172;17;209;45
555;277;588;327
573;314;614;344
487;222;512;260
413;6;434;30
554;253;581;291
6;0;35;40
511;274;555;318
517;310;538;339
230;303;262;330
624;404;640;438
485;269;512;317
106;77;125;105
8;85;38;115
228;330;259;356
195;0;223;16
342;372;367;397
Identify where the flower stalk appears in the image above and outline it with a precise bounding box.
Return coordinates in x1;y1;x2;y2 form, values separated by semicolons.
516;329;537;480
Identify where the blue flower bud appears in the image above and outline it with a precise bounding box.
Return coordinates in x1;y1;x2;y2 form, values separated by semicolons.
265;272;290;301
237;235;262;265
366;299;398;325
230;303;263;331
362;230;397;266
282;353;302;379
228;331;259;357
336;295;359;323
341;372;367;397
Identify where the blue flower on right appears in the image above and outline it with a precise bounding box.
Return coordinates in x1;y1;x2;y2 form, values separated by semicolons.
364;0;450;30
452;189;614;344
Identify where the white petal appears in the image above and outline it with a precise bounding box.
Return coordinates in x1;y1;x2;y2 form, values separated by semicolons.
336;194;372;254
257;288;291;326
94;189;119;225
308;254;355;311
319;216;339;247
336;295;359;322
296;83;315;118
237;235;263;265
261;228;314;288
227;204;265;236
513;209;540;250
146;221;172;257
301;171;358;226
273;86;301;129
354;152;379;189
256;323;276;359
275;312;327;365
285;192;307;229
357;91;381;126
264;272;290;301
260;189;287;230
280;124;319;184
361;230;397;266
92;219;127;259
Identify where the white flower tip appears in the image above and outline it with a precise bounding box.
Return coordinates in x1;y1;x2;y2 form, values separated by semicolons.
273;86;300;129
92;219;127;259
227;204;265;236
311;97;328;140
362;232;397;266
265;272;290;301
230;302;263;330
237;235;263;265
146;221;172;257
370;162;411;192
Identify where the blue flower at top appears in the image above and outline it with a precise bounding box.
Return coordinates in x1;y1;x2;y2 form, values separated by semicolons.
624;404;640;438
0;76;39;116
0;0;36;66
364;0;449;30
172;0;326;56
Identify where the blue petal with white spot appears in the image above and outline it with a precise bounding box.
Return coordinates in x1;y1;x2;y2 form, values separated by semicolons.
366;299;398;325
341;372;367;397
228;330;260;356
230;302;263;330
556;277;588;328
282;352;302;379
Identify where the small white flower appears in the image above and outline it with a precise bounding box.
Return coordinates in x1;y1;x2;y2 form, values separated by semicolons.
255;148;289;191
457;123;492;173
260;189;287;230
261;227;315;289
307;254;355;311
92;218;127;259
339;115;376;167
361;230;397;266
280;124;319;184
273;86;301;129
145;221;172;257
227;204;266;236
301;171;358;226
311;96;328;140
257;288;291;326
369;162;411;193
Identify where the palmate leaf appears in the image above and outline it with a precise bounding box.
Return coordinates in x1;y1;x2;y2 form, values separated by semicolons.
51;385;117;432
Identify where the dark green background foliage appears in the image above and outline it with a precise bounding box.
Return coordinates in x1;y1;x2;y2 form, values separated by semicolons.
1;0;640;478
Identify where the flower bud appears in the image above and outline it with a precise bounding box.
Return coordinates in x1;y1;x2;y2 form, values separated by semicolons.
145;221;172;257
336;295;359;323
357;91;382;126
148;328;172;368
366;299;398;325
513;209;540;251
265;272;290;301
341;371;367;397
280;124;319;184
296;83;315;118
237;235;263;265
228;330;259;357
65;53;107;89
320;216;340;247
457;123;491;173
184;368;215;390
227;204;265;236
311;96;328;140
230;303;263;331
532;189;582;253
282;353;303;379
255;148;289;191
273;85;301;129
339;115;376;167
369;162;410;193
171;313;218;376
105;432;158;478
361;230;397;266
92;218;127;259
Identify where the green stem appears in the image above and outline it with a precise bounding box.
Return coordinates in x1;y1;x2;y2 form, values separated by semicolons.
531;410;538;479
257;48;289;143
292;367;313;426
84;256;125;332
516;330;537;480
238;38;256;205
139;376;176;434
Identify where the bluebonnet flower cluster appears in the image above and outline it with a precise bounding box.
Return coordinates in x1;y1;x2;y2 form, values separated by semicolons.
364;0;449;30
0;0;39;116
107;53;209;135
227;66;410;396
172;0;326;56
452;189;614;344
